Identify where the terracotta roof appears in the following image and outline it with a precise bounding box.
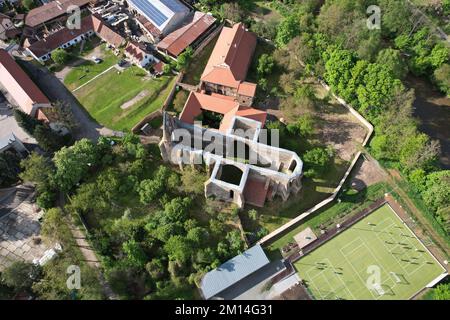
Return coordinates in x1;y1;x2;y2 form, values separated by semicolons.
136;14;162;38
179;91;266;132
238;81;257;97
0;49;50;115
243;178;269;207
91;14;125;48
25;0;96;28
27;15;124;59
157;12;216;57
153;61;165;74
124;42;148;61
201;23;256;89
27;15;93;58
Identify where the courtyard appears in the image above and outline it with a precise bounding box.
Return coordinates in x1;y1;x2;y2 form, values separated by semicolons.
73;65;176;132
0;186;51;271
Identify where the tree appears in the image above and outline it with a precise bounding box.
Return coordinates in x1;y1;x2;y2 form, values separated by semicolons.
44;100;77;130
286;114;315;137
422;171;450;214
429;43;449;68
248;209;258;221
257;54;275;76
433;63;450;96
431;283;450;300
164;235;193;263
376;49;408;79
180;167;206;195
378;0;413;37
33;124;67;152
303;146;334;177
53;139;98;192
13;109;41;135
399;133;440;171
20;152;54;189
186;227;208;246
176;47;193;71
123;240;147;268
0;151;21;187
51;48;69;65
276;14;301;47
146;259;165;280
220;2;244;22
1;261;41;293
22;0;37;11
40;208;68;243
226;230;244;255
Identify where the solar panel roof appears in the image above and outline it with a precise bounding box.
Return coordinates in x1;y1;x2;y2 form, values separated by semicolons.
131;0;168;26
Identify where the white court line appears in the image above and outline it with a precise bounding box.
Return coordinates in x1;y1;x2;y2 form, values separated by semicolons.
72;65;117;93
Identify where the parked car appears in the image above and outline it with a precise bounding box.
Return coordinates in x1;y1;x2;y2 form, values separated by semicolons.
92;56;102;64
118;59;127;67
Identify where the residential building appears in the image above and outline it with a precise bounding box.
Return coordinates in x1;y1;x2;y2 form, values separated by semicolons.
127;0;189;39
200;244;287;300
0;49;52;118
124;41;156;68
0;13;21;41
0;133;28;156
156;11;216;58
24;0;97;30
26;14;125;62
200;23;257;107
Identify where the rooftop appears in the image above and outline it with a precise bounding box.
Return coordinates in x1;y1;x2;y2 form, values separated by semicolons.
179;91;266;133
201;23;257;89
25;0;95;28
200;244;270;299
124;42;148;61
156;11;216;57
127;0;189;32
27;14;125;59
0;49;50;115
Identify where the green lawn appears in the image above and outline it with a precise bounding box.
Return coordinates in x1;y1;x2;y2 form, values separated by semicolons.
64;44;119;91
74;66;176;131
244;157;348;233
294;204;445;300
264;182;390;259
182;35;218;85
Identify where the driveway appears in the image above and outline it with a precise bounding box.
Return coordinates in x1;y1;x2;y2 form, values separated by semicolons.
18;60;109;141
0;104;36;146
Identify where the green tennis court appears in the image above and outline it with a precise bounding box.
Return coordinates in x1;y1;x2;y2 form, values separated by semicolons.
294;204;446;300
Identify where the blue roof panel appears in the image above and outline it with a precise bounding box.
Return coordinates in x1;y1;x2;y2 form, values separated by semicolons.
200;244;270;299
131;0;168;27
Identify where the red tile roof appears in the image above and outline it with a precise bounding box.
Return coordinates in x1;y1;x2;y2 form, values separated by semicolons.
238;81;257;97
0;49;50;115
201;23;257;89
153;61;165;74
91;14;125;48
180;91;266;132
136;14;162;38
27;15;93;58
25;0;96;28
157;12;216;57
27;14;124;59
124;42;148;61
243;178;269;207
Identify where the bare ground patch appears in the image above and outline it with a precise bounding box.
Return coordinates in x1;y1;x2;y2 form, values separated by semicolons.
120;90;150;110
349;156;387;191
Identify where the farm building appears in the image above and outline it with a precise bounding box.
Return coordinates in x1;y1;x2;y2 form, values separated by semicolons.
127;0;189;39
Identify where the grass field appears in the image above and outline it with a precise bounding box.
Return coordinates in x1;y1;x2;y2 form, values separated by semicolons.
64;44;119;91
74;66;176;131
294;204;445;300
